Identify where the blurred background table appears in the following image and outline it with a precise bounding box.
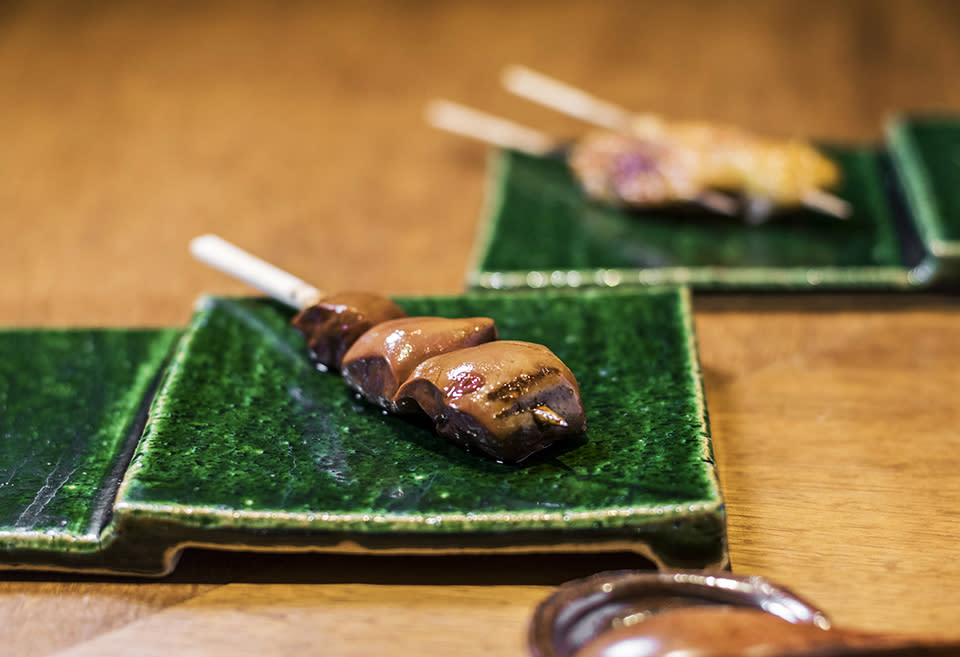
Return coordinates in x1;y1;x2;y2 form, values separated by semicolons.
2;1;959;655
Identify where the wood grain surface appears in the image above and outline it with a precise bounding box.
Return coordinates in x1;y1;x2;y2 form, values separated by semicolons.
2;1;959;655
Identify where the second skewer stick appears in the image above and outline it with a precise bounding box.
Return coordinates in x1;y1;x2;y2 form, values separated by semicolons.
501;65;852;220
426;99;740;216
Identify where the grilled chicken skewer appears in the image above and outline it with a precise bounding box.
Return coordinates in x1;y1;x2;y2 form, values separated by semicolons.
501;65;851;222
426;99;739;216
189;234;586;462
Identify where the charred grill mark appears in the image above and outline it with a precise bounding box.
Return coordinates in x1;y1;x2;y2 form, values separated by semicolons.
494;386;574;421
494;405;523;420
486;366;560;403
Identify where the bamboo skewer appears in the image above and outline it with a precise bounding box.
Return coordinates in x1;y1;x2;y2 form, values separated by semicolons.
501;65;852;220
502;64;635;133
802;188;853;219
189;234;587;463
189;234;322;310
425;100;559;156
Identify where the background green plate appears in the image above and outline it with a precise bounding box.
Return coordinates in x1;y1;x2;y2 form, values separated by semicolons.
887;116;960;282
468;120;955;291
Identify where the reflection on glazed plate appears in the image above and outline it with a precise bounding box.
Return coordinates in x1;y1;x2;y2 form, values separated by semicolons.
0;289;726;575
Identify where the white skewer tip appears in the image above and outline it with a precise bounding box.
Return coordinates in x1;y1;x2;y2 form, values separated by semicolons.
425;99;558;156
695;191;740;216
189;234;322;310
501;64;635;133
802;190;853;219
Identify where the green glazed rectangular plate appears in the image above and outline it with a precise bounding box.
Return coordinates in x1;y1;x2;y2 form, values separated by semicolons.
468;135;941;291
0;328;180;573
0;289;726;575
887;116;960;281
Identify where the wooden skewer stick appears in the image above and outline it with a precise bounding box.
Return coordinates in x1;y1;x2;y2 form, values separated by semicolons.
425;99;559;156
189;234;322;310
501;64;639;133
692;190;740;216
502;64;852;220
803;188;852;219
426;99;739;216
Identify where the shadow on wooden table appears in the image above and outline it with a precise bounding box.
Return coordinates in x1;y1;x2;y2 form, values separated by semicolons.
1;549;658;586
693;291;960;313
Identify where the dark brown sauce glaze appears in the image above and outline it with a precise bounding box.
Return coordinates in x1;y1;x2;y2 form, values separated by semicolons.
340;316;497;411
291;291;407;370
395;341;586;463
292;295;586;463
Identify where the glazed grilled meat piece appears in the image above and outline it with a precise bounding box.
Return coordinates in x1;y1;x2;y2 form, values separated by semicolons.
291;292;585;462
568;128;842;213
340;316;497;411
395;340;586;462
569;132;701;207
291;291;407;370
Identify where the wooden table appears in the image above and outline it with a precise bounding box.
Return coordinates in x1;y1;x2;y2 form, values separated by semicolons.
3;1;959;654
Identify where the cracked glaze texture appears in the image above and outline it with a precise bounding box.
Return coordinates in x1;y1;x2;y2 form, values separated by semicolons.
115;291;724;568
0;329;179;548
472;147;909;289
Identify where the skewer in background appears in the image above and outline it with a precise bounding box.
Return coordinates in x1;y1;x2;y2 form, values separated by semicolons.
426;99;740;217
501;65;852;222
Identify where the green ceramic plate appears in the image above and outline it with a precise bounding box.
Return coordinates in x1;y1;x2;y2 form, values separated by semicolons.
887;116;960;282
0;328;179;573
0;289;725;575
110;289;725;575
468;143;935;291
